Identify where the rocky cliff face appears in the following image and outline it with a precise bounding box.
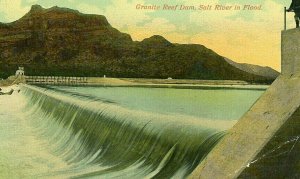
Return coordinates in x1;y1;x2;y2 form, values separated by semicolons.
0;5;277;83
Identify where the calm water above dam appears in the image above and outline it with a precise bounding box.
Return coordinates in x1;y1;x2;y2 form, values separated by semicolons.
54;86;264;120
0;85;265;178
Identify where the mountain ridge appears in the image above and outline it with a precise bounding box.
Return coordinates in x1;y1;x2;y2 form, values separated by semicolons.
224;58;279;79
0;5;278;83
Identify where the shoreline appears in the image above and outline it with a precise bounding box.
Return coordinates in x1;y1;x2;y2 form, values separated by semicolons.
1;76;270;90
62;83;269;90
81;77;269;90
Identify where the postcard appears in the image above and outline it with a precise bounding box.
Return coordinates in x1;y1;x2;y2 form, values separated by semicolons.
0;0;298;178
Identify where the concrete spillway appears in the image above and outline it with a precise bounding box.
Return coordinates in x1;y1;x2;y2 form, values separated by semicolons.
189;29;300;178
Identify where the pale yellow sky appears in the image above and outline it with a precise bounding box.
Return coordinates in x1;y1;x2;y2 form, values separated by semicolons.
127;13;282;71
121;0;292;72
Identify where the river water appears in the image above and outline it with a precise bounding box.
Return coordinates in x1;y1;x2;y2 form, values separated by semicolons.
0;85;265;178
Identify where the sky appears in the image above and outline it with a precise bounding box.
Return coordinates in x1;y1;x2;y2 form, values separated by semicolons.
0;0;294;71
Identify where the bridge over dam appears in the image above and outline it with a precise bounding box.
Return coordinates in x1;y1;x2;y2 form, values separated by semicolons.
189;28;300;178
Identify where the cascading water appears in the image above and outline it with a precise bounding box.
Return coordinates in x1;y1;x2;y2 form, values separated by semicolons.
19;84;236;179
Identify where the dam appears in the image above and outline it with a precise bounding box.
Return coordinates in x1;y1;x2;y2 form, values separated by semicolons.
0;78;265;178
189;28;300;178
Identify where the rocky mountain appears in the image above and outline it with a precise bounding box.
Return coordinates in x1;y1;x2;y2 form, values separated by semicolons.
0;5;278;83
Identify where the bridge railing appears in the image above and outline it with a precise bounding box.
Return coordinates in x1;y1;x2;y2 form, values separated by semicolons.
25;76;88;85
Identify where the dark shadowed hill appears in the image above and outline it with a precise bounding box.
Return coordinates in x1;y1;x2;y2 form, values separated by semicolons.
0;5;278;83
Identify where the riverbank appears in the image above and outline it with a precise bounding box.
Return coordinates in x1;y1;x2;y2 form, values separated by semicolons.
1;76;270;90
86;77;269;90
0;76;25;87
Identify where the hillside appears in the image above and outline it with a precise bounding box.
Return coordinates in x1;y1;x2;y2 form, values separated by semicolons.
0;5;278;83
224;58;279;79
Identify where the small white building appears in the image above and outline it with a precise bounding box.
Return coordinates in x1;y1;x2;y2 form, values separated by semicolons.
15;67;25;76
